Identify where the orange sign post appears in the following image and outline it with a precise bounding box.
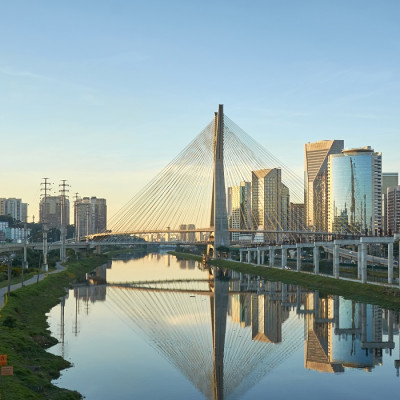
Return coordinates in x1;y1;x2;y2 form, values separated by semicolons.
0;355;7;366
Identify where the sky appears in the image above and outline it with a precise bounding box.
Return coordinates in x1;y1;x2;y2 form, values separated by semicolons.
0;0;399;222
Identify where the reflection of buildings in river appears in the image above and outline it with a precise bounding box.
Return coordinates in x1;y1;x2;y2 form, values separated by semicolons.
104;269;305;400
95;263;109;282
178;258;196;269
304;294;395;373
229;294;251;328
74;285;107;303
164;254;171;267
332;298;383;370
228;280;291;343
304;293;344;373
99;266;399;399
251;293;289;343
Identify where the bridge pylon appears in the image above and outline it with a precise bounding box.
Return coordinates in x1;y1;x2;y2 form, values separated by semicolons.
209;104;230;257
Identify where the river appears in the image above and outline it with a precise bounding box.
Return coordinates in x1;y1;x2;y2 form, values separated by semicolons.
47;253;400;399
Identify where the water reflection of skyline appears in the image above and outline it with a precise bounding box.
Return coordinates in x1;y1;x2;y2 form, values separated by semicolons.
52;255;400;400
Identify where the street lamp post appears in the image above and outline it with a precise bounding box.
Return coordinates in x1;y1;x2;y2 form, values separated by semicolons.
7;257;12;296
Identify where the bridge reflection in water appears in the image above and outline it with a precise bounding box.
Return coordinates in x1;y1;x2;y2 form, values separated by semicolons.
57;255;400;399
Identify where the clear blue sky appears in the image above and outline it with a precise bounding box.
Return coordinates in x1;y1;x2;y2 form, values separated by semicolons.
1;0;399;220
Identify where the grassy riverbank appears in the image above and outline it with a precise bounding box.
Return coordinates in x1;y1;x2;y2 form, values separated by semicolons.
0;254;107;400
169;252;400;311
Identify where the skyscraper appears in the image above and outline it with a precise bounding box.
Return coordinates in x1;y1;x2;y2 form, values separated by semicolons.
382;173;398;233
228;181;252;241
251;168;289;241
0;198;28;222
387;186;400;234
75;196;107;239
40;196;69;228
328;147;382;234
290;203;306;232
304;140;344;231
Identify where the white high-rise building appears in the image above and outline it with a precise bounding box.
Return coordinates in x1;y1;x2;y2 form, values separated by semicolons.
387;186;400;234
228;181;252;241
75;197;107;239
304;140;344;231
382;173;398;233
251;169;289;241
0;198;28;222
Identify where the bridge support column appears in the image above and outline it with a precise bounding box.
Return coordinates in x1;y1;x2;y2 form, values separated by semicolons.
95;245;102;255
239;250;243;263
357;244;362;279
247;249;251;263
269;247;274;267
333;244;340;279
257;249;261;265
388;242;394;284
313;245;319;275
361;242;367;283
296;246;301;272
281;247;287;269
261;250;265;264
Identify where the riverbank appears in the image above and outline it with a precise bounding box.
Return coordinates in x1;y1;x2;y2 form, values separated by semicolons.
0;254;107;400
169;252;400;311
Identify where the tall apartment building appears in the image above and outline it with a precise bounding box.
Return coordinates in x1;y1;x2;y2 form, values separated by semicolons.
0;198;28;222
228;181;252;241
290;203;306;232
179;224;187;242
387;186;400;234
187;224;196;242
40;196;70;229
304;140;344;231
75;197;107;239
328;147;382;234
0;198;5;215
382;173;398;233
251;168;289;240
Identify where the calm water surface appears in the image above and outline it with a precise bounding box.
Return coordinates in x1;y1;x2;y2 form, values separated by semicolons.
47;253;400;399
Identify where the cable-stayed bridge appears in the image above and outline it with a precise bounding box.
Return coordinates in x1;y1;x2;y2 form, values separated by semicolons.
92;105;309;248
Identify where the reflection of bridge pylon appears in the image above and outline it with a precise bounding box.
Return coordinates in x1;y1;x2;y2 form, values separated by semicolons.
210;268;230;400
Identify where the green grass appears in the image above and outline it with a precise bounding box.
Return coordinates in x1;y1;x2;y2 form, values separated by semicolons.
0;254;107;400
0;271;39;289
168;251;203;261
170;252;400;311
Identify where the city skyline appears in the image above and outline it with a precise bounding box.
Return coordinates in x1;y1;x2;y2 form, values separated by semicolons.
1;1;399;220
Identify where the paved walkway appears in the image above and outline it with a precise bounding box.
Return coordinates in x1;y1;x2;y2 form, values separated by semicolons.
0;261;66;310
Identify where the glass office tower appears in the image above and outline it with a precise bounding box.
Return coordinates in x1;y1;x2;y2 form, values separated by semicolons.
328;147;382;234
